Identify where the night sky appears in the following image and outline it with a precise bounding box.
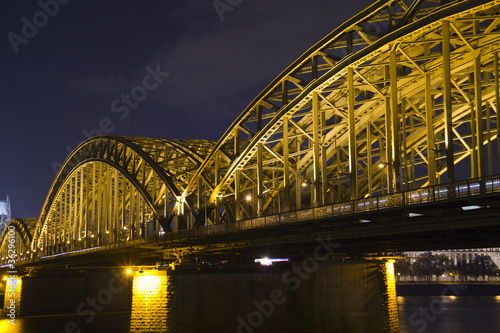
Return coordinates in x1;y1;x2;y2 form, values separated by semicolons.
0;0;375;218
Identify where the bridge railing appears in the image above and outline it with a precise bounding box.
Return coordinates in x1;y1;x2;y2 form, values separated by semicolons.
161;175;500;242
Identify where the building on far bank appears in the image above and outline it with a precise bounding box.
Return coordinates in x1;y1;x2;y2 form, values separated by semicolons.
0;195;11;235
405;248;500;268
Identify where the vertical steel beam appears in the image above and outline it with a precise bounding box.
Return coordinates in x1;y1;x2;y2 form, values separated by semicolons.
347;67;358;199
282;80;288;106
235;170;240;220
312;91;321;206
321;111;328;205
73;172;78;245
312;55;318;80
474;54;485;177
79;166;84;242
257;143;264;217
283;116;290;211
130;185;135;239
295;134;302;209
113;169;118;243
97;164;102;242
107;165;112;242
367;123;373;196
215;151;220;223
495;52;500;172
442;20;455;183
121;166;126;231
385;97;393;193
257;106;263;132
425;73;436;185
390;49;402;192
470;73;477;178
234;127;241;220
487;102;493;175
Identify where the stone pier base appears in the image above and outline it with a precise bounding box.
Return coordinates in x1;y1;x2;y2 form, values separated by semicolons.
130;259;399;333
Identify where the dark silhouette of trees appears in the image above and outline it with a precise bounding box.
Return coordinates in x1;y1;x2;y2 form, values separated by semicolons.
470;254;498;281
392;252;498;282
393;252;412;281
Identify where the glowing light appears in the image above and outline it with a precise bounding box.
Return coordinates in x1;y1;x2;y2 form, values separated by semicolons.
378;162;386;168
2;276;7;281
302;181;308;187
255;258;289;266
105;230;109;234
78;238;82;241
66;240;70;244
0;321;10;332
246;195;252;201
90;234;95;238
123;226;128;230
126;269;132;274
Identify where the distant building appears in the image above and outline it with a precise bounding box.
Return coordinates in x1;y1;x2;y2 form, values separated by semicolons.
0;195;11;234
405;248;500;268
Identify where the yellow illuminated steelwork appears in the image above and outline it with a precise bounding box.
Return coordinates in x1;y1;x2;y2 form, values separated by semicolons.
3;0;497;257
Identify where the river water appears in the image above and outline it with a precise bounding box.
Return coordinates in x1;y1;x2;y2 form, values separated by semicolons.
398;295;500;333
0;296;499;332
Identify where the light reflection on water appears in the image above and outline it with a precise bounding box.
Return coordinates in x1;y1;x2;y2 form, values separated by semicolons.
0;311;131;333
0;296;499;332
398;296;500;333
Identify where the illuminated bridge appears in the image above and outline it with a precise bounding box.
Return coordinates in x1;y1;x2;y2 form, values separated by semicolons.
3;1;500;332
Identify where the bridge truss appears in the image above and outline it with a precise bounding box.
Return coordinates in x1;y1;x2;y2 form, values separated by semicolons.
3;0;500;257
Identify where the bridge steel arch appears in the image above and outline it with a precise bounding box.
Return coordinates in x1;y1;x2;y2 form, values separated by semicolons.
182;0;500;222
20;0;500;256
0;218;34;262
31;136;217;254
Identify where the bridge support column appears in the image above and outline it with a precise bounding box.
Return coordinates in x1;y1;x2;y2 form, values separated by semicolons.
130;270;169;333
132;259;398;332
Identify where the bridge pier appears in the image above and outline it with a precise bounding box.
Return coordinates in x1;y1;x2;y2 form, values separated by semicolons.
1;270;132;324
130;259;399;332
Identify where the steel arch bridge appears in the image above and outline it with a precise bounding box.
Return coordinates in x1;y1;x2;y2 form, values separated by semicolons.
0;218;36;263
5;0;500;257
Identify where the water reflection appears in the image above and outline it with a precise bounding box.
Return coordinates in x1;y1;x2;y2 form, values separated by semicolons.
0;312;131;333
398;296;500;333
0;296;498;332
